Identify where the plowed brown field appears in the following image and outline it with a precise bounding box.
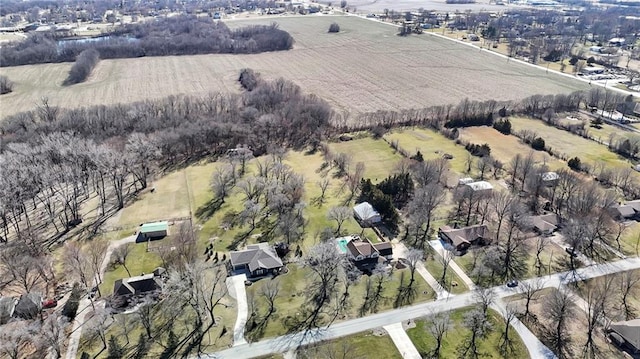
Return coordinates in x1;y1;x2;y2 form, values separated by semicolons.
0;15;588;119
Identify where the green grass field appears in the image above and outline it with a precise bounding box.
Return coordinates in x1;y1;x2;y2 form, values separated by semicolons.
245;264;435;340
384;127;469;174
407;307;529;359
298;330;401;358
78;294;237;358
424;259;469;295
116;170;192;228
328;137;403;182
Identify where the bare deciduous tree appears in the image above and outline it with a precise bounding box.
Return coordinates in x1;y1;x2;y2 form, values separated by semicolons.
328;206;352;235
428;311;451;358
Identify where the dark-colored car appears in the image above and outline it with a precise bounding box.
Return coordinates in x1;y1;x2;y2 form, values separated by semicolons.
507;279;519;288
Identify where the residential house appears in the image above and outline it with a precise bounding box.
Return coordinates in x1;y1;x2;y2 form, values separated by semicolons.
345;237;393;271
229;243;284;278
13;293;42;320
464;181;493;193
136;221;169;242
113;273;162;297
540;172;559;186
353;202;382;226
608;200;640;221
609;318;640;354
531;213;559;236
0;297;17;324
438;224;490;252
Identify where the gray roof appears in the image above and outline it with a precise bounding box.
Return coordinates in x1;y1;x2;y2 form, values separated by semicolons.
14;293;42;319
353;202;381;222
531;213;559;232
230;243;283;273
0;297;17;324
611;319;640;351
114;274;161;296
465;181;493;191
439;224;489;247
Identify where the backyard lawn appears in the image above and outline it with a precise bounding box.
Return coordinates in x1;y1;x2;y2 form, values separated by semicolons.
328;136;403;182
384;127;470;174
245;263;435;341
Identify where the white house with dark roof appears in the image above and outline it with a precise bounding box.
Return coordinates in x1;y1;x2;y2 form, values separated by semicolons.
229;243;284;278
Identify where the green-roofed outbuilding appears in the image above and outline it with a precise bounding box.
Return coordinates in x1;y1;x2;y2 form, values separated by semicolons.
136;221;168;242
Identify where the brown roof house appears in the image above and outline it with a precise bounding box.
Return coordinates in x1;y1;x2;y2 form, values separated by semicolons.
229;243;284;278
345;237;393;271
530;213;559;236
609;318;640;354
438;224;489;253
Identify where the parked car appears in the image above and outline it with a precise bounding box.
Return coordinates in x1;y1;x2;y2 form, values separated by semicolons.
42;299;58;308
506;279;519;288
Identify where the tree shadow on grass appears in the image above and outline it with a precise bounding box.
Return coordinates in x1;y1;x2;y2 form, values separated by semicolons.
195;198;223;221
393;272;418;308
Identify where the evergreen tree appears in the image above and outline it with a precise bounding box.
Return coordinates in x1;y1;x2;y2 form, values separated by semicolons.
134;333;149;359
107;336;124;359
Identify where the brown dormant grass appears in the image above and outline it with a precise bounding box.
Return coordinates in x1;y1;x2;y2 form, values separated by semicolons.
458;126;566;170
0;15;588;119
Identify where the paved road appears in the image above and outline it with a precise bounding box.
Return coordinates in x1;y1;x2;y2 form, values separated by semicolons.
384;322;421;359
430;239;553;358
65;235;137;359
208;257;640;359
226;274;249;346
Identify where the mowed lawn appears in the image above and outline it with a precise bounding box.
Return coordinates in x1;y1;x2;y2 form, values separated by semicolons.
509;116;632;169
384;127;469;173
246;263;435;340
298;331;401;358
0;15;588;119
328;137;403;182
458;126;565;170
116;169;192;228
407;307;529;359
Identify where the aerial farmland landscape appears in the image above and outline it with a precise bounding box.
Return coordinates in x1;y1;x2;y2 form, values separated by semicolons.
1;0;640;358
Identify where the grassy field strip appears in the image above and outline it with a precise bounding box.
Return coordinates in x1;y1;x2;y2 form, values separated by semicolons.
510;116;634;170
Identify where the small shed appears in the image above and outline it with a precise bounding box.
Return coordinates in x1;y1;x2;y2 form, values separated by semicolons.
353;202;382;225
137;221;168;242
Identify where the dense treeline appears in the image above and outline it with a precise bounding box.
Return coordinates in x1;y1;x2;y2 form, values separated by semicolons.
64;49;100;85
0;16;294;67
0;72;332;243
